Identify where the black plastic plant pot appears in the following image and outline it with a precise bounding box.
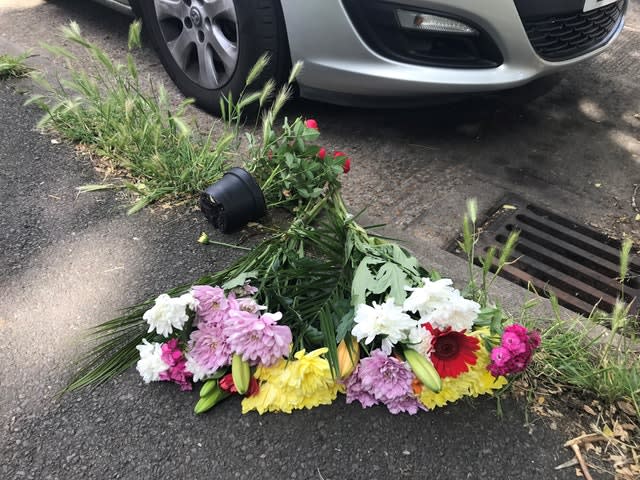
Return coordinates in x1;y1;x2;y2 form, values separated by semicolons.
199;167;267;233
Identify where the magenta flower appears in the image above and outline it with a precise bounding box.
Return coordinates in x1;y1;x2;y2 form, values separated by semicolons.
223;310;292;366
528;330;542;350
346;349;422;414
187;322;232;372
504;324;528;339
159;338;192;391
488;324;540;377
490;346;511;367
501;331;526;354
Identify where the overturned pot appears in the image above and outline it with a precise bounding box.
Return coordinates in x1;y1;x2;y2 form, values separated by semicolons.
199;167;267;233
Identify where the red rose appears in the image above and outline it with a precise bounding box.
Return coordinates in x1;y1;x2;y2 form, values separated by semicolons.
334;151;351;173
304;119;319;130
317;147;326;160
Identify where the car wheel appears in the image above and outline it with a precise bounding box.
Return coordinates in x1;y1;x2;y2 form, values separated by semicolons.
139;0;290;115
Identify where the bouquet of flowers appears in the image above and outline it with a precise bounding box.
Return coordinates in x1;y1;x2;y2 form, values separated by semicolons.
66;112;540;415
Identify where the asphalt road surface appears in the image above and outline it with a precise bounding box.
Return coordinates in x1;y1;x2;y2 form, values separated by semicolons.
1;0;639;247
0;84;577;480
2;1;640;478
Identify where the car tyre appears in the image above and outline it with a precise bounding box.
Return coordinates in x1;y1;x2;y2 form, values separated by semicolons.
139;0;290;115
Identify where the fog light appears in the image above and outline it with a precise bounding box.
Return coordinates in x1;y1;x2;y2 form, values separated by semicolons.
396;10;478;35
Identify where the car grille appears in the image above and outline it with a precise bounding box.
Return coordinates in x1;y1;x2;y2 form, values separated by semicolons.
522;1;625;61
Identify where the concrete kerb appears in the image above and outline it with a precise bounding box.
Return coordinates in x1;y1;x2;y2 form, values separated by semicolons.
398;227;640;356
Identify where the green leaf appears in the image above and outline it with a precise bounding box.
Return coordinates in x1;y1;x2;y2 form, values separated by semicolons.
390;244;421;277
222;270;258;290
336;309;355;343
377;261;410;303
351;256;384;305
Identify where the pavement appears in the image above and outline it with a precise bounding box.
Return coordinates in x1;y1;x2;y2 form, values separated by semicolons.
1;0;639;479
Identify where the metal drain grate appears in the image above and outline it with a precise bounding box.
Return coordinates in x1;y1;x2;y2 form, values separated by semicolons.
452;196;640;316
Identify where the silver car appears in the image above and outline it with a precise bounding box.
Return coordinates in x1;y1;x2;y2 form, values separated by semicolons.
95;0;627;113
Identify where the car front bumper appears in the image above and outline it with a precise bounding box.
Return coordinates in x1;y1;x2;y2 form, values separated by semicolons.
280;0;627;103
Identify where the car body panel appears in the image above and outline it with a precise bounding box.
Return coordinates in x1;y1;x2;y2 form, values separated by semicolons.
95;0;627;103
93;0;132;16
279;0;626;100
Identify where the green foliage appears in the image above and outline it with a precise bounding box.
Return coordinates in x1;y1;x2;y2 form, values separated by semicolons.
460;199;520;306
256;122;341;205
528;317;639;419
27;22;232;212
0;51;32;79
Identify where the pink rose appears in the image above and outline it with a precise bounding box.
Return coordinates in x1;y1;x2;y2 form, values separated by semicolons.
305;119;318;130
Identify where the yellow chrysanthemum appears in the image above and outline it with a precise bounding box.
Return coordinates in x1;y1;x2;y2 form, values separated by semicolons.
241;348;339;414
419;328;507;410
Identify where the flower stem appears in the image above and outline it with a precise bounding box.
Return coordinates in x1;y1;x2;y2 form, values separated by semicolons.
204;240;252;251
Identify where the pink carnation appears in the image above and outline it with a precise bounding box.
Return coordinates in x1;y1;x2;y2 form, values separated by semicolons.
489;346;511;368
159;338;192;391
488;324;540;377
501;331;527;354
223;310;292;366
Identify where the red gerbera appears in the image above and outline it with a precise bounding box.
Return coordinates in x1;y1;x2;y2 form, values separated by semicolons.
426;325;480;379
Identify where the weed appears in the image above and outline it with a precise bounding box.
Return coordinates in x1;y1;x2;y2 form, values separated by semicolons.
27;21;233;213
0;52;32;79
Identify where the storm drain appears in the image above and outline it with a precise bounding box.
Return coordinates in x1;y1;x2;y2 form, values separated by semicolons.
450;196;640;317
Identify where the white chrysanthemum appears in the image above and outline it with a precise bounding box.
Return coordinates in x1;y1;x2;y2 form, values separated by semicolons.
422;291;480;332
351;298;418;354
179;292;199;311
135;339;169;383
406;326;433;357
403;278;480;332
184;353;215;383
143;293;192;337
403;278;455;316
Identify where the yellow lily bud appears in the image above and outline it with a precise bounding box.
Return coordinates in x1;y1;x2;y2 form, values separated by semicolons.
197;232;210;244
337;338;360;379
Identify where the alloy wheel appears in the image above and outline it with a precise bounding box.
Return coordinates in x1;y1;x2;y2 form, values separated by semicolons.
153;0;239;89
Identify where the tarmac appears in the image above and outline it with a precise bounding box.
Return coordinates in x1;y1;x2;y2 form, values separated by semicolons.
2;0;640;478
1;80;579;480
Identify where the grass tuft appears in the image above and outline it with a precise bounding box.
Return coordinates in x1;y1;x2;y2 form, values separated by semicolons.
0;52;32;79
27;22;233;211
529;316;640;418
